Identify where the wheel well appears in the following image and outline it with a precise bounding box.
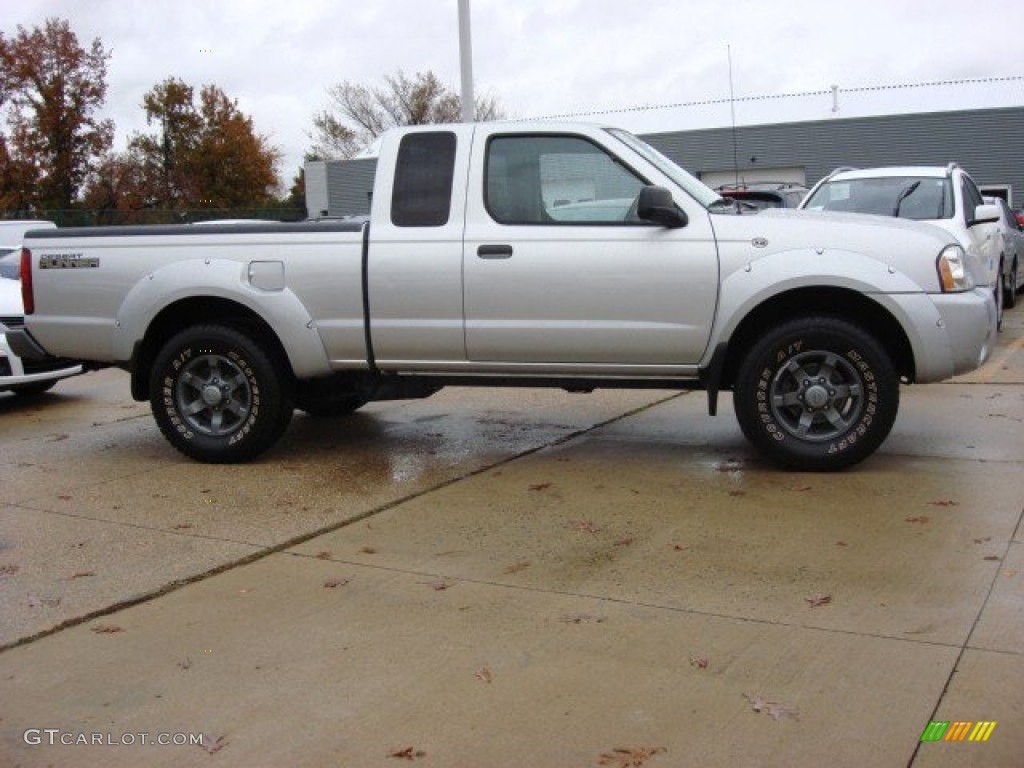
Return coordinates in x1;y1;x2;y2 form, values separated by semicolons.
130;297;294;401
720;287;916;388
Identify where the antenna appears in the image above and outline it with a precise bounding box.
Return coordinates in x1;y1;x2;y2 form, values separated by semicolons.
727;45;739;186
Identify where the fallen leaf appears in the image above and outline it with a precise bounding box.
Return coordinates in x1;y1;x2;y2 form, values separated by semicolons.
198;734;228;754
983;555;1000;561
673;543;690;552
68;571;95;580
805;593;832;608
173;523;194;530
597;746;667;767
928;500;959;507
27;595;61;608
571;520;602;533
744;693;800;721
57;495;72;501
91;624;124;634
615;537;635;547
835;541;848;547
973;537;992;544
559;613;606;624
788;485;813;492
728;490;746;497
359;546;378;554
389;746;426;760
503;560;530;574
0;564;19;576
528;482;552;491
690;655;709;669
323;577;352;588
905;516;930;524
421;578;453;591
315;551;333;559
177;658;192;670
48;433;69;442
475;667;493;684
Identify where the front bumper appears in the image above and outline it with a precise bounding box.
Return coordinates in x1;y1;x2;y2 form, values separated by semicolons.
929;286;998;377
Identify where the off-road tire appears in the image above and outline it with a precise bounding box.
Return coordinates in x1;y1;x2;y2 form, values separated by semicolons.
149;324;293;463
733;316;899;471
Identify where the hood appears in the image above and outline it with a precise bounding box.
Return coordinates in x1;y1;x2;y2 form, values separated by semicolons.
708;207;984;290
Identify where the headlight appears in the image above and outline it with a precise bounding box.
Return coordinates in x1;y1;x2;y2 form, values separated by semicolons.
936;244;973;292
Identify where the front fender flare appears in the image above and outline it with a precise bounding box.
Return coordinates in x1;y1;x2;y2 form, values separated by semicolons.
705;247;953;382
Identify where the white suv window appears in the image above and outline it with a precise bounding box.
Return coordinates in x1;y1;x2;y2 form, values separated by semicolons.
960;176;984;224
803;176;954;220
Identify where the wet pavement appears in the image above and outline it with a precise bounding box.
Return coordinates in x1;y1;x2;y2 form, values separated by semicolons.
0;312;1021;767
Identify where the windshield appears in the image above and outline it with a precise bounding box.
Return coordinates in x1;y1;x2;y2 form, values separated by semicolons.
802;176;954;220
606;129;721;208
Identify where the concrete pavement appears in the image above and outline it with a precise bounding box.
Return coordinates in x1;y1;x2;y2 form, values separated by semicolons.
1;312;1021;767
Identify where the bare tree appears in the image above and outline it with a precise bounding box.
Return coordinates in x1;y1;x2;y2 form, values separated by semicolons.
310;69;504;160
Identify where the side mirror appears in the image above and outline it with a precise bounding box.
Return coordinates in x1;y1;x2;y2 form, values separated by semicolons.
969;203;1000;227
637;186;687;228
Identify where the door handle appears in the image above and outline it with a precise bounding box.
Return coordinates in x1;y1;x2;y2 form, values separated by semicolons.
477;244;513;259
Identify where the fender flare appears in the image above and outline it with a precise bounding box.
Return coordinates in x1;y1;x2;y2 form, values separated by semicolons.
703;247;952;382
113;258;333;379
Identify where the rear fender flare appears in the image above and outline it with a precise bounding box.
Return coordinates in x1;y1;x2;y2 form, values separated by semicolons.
112;258;332;379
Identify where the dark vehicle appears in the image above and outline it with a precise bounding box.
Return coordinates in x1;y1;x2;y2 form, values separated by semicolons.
716;182;808;211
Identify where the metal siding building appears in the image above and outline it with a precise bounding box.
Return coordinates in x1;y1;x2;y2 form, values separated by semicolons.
305;157;378;217
307;106;1024;216
644;106;1024;204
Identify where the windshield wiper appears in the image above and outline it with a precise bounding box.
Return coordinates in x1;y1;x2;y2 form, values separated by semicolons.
892;181;921;217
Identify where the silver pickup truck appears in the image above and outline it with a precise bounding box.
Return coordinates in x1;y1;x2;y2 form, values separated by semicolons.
12;122;997;469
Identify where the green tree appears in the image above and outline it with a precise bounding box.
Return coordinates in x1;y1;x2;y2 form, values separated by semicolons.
0;17;113;210
310;69;504;159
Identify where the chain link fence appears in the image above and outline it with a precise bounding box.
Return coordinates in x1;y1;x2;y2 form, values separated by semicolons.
1;208;307;227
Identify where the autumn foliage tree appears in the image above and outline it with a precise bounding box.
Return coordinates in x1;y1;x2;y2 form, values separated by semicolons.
0;17;113;210
86;77;281;213
310;69;504;159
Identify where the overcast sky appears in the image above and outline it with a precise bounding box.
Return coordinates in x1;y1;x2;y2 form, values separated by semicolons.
7;0;1024;183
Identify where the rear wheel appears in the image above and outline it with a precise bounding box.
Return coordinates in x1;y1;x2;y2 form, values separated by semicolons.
149;324;293;463
1004;260;1017;309
733;317;899;471
995;266;1004;331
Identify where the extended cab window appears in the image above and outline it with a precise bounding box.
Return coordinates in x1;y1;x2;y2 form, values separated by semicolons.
391;132;456;227
486;135;645;225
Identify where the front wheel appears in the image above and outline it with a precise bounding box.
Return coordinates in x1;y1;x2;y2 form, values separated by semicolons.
149;324;294;463
733;317;899;471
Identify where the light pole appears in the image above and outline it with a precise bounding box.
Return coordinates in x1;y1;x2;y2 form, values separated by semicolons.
458;0;474;122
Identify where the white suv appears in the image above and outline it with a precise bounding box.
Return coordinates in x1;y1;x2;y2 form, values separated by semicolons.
800;165;1004;327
